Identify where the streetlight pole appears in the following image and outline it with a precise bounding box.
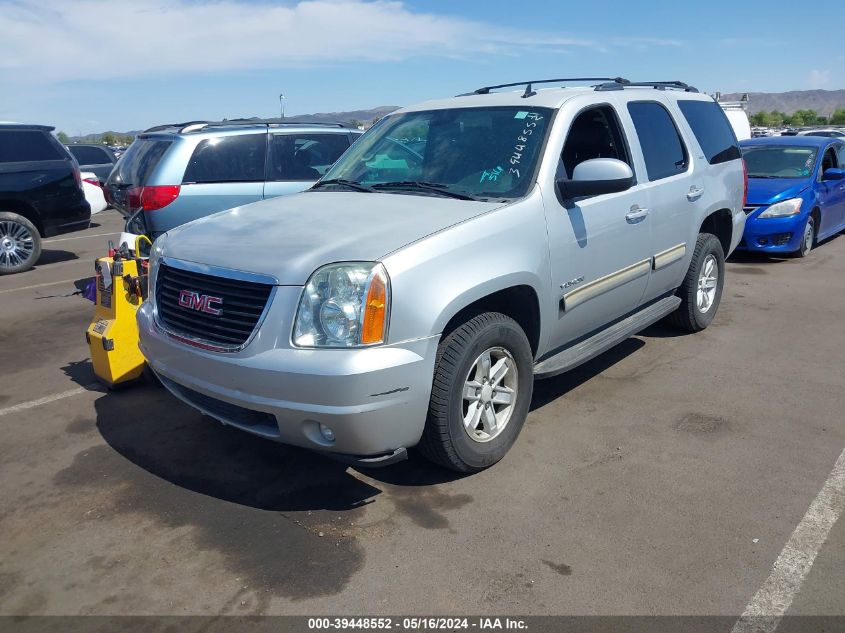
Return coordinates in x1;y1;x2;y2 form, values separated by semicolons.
279;94;286;120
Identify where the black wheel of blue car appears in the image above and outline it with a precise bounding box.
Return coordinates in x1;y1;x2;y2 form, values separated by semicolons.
0;212;42;275
796;215;815;258
419;311;533;473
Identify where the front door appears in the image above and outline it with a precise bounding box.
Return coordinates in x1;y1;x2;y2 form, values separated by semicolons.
545;103;652;350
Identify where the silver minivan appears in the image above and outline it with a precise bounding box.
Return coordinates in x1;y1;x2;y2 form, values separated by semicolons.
105;120;361;239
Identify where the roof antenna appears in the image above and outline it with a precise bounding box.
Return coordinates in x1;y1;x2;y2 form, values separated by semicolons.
522;83;537;98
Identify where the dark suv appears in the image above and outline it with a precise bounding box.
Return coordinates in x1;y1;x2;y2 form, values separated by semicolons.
66;143;117;184
0;124;91;275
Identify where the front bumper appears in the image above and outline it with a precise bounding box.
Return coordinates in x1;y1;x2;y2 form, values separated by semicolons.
137;300;439;459
737;213;806;253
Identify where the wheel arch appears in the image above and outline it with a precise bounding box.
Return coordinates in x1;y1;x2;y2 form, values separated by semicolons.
699;208;733;255
437;282;542;358
0;199;43;235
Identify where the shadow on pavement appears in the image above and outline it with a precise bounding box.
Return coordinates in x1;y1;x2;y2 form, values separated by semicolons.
35;249;79;266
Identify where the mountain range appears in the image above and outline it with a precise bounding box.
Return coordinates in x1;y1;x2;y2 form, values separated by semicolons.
70;90;845;142
720;89;845;115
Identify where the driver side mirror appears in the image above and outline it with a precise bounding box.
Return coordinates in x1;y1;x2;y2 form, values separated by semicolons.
557;158;634;199
822;168;845;181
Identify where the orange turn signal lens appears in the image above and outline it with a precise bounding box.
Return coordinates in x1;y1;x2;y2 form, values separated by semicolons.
361;267;388;345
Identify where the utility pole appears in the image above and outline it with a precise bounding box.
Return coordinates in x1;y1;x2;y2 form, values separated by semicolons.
279;94;286;119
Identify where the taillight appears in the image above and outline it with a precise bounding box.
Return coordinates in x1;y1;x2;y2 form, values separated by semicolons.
742;158;748;208
126;185;180;211
83;177;101;187
72;166;82;188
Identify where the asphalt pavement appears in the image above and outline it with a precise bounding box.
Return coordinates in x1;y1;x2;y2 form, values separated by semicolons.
0;209;843;621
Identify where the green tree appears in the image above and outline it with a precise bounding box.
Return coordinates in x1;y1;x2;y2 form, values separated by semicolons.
102;132;117;145
788;112;805;127
769;111;785;127
56;131;70;143
831;109;845;125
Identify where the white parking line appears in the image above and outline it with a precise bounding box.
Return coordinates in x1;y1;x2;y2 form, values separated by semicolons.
0;387;94;417
43;232;118;244
0;277;88;295
732;446;845;633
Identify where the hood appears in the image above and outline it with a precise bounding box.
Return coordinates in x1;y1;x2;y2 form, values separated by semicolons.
746;178;810;206
160;191;505;284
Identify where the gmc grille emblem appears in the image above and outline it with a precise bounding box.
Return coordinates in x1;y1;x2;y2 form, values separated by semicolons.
178;289;223;316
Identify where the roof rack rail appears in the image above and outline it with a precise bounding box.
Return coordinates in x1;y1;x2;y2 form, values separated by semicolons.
463;77;698;98
143;120;210;133
468;77;630;98
142;119;349;134
613;81;699;93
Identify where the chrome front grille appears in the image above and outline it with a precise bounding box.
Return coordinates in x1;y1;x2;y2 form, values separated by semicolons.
155;262;274;351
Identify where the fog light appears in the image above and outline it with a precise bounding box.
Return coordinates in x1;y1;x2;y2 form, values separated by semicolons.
319;423;335;441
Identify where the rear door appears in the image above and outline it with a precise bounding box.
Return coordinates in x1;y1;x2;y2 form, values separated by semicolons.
263;132;352;199
172;133;267;231
623;99;698;302
104;138;171;218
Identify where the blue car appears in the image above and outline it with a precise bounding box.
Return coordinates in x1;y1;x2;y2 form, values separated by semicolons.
739;136;845;256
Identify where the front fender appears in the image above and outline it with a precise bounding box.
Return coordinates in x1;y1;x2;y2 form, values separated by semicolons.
382;194;552;352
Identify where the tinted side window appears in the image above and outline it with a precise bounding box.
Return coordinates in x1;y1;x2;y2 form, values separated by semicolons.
627;102;688;181
560;105;632;179
677;100;741;165
183;134;266;184
268;133;351;181
69;145;112;164
0;130;63;162
836;144;845;169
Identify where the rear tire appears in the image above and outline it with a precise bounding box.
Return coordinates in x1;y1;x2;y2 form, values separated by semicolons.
667;233;725;333
0;212;41;275
418;312;534;473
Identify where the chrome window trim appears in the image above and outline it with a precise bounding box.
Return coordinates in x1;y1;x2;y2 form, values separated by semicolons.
153;256;278;354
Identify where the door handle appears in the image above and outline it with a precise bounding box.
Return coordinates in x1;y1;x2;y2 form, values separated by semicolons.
625;205;649;223
687;186;705;201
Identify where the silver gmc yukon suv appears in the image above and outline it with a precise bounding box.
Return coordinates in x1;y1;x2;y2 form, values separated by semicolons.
138;77;747;472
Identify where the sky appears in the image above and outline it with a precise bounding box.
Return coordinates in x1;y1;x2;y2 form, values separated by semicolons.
1;0;842;135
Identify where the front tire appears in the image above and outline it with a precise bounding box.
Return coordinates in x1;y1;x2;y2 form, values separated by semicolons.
667;233;725;333
419;312;534;473
0;212;41;275
796;215;815;258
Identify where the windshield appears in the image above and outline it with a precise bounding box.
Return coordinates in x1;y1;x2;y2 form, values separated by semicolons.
319;106;553;200
742;146;817;179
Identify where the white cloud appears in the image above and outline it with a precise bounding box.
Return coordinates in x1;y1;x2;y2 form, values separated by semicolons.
808;69;831;89
0;0;680;83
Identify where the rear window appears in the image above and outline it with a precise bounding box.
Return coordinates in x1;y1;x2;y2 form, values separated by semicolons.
677;100;741;165
68;145;112;165
627;102;688;181
0;130;63;162
108;139;170;186
183;134;266;184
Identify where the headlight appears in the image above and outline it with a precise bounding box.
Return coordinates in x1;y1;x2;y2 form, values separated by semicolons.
758;198;802;218
293;262;390;348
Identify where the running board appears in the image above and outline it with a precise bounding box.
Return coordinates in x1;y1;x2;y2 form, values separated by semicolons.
533;296;681;379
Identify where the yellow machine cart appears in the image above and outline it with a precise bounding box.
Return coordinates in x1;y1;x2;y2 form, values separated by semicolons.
85;239;151;388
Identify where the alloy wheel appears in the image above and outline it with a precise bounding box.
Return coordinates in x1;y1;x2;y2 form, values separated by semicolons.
461;346;518;443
